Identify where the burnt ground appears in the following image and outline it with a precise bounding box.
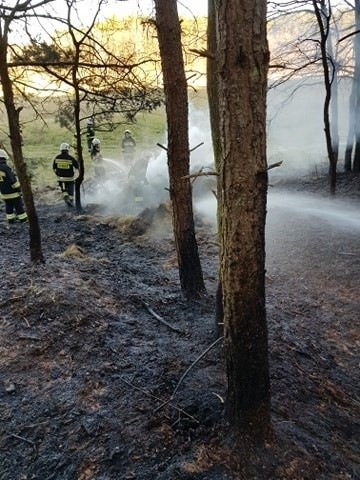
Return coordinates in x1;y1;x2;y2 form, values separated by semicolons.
0;172;359;480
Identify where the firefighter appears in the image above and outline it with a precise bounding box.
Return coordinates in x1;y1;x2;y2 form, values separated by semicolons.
0;149;28;224
126;154;150;212
128;154;149;186
121;129;136;164
90;138;105;178
53;142;79;207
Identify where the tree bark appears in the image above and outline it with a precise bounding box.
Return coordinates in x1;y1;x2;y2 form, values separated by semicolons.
313;0;337;194
72;42;84;212
326;15;339;167
207;0;223;336
154;0;205;299
217;0;271;440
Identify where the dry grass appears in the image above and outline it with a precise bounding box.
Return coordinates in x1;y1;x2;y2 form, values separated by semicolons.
59;244;86;259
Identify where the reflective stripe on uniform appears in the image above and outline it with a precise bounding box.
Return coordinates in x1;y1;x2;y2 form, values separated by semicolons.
57;176;75;182
17;212;28;221
55;160;72;168
11;181;20;189
6;212;16;221
1;192;21;199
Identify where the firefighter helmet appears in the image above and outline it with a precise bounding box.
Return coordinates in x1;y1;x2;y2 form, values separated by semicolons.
0;149;9;160
92;138;101;146
124;130;131;135
60;142;70;152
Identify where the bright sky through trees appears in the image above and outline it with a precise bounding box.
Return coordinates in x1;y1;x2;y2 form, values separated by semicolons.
99;0;208;19
108;1;350;21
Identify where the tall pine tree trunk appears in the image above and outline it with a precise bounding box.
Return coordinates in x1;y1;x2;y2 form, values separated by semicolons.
154;0;205;299
217;0;271;441
207;0;223;336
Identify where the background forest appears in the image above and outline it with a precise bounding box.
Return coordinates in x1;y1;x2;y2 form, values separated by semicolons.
0;5;358;185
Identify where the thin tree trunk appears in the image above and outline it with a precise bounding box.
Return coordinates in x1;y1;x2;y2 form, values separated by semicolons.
313;0;337;194
154;0;205;299
73;57;84;212
344;86;356;172
327;26;339;165
0;37;44;263
207;0;223;336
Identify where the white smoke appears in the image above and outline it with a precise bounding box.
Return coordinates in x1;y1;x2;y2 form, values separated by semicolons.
83;79;354;222
83;103;214;215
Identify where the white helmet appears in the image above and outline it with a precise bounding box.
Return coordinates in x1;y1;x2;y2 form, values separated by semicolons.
0;149;9;160
92;138;101;146
124;130;131;135
60;142;70;152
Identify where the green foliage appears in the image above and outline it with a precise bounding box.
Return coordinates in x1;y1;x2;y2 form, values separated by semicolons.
55;102;75;130
16;41;64;63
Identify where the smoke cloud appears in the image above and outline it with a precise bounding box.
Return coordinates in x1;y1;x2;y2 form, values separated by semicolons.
83;80;357;236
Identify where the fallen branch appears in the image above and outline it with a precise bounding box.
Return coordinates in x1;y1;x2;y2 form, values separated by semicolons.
116;375;199;424
172;336;224;396
0;293;28;308
154;336;224;413
142;302;183;334
10;433;36;450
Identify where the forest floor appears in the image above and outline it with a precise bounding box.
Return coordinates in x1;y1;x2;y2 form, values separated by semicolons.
0;172;359;480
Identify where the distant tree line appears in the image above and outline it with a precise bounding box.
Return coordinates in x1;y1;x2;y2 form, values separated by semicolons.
269;0;360;191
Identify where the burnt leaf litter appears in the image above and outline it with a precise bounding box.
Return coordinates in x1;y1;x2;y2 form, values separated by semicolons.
0;173;359;479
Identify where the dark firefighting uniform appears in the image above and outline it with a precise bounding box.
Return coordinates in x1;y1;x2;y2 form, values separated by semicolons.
86;123;95;153
127;157;149;210
121;134;136;163
0;159;28;223
90;144;105;178
53;151;79;206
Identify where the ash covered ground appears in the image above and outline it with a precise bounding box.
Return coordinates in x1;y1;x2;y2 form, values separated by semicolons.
0;172;359;479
